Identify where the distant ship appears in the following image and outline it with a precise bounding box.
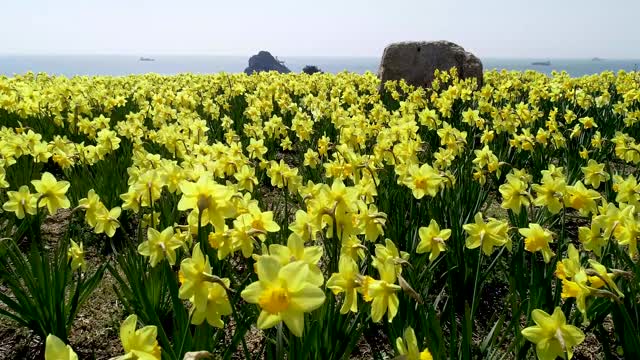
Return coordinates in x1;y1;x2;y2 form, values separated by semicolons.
139;57;155;62
531;61;551;66
592;57;604;62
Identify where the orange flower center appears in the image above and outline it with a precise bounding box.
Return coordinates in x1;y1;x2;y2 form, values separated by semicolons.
259;287;290;314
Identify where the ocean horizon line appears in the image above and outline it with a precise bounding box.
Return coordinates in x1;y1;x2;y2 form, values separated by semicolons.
1;55;639;77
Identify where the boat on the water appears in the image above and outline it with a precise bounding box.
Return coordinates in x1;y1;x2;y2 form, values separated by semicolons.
139;57;155;62
592;57;603;62
531;61;551;66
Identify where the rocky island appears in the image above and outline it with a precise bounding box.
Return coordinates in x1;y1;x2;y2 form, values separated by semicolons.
244;51;291;74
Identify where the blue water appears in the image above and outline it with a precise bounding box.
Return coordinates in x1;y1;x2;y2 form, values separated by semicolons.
482;58;640;76
0;55;638;77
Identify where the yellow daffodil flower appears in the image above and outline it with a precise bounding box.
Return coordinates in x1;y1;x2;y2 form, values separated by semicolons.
404;163;443;199
234;165;258;193
190;278;232;328
93;205;121;237
241;256;325;337
577;223;606;256
581;160;610;189
178;244;212;310
31;172;70;214
521;307;585;360
116;314;161;360
395;327;433;360
77;189;102;227
463;212;509;255
361;260;401;323
326;255;361;314
178;176;234;231
265;234;324;286
67;240;86;272
519;223;555;263
565;181;600;215
138;226;183;267
499;174;531;213
45;334;78;360
2;185;38;219
417;219;451;262
532;175;566;214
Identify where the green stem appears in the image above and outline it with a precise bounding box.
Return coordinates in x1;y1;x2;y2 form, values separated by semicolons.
197;210;206;254
276;322;284;360
332;213;340;274
230;298;252;360
284;186;289;244
470;249;483;317
149;186;155;229
553;204;567;305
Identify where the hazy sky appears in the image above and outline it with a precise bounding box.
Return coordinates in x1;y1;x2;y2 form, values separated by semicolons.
2;0;638;58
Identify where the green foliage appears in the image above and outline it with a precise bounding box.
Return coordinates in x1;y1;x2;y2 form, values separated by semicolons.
0;214;105;343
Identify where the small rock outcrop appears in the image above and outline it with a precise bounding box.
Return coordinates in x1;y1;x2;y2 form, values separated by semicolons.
302;65;322;75
244;51;291;74
378;41;483;89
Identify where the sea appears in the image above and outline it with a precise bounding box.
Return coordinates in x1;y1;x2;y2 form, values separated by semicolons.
0;55;639;77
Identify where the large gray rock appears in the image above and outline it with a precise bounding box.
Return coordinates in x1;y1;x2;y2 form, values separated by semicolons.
378;41;483;89
244;51;291;74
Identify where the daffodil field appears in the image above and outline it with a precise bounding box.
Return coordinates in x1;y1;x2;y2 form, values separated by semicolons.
1;68;640;360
